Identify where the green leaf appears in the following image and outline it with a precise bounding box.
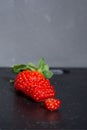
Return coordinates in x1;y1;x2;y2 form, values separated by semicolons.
12;64;27;74
43;64;49;71
37;58;53;79
27;62;37;71
12;58;54;79
38;57;45;70
43;70;53;79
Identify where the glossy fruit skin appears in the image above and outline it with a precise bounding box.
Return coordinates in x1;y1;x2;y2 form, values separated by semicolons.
14;70;55;102
14;70;45;91
44;98;61;111
29;80;55;102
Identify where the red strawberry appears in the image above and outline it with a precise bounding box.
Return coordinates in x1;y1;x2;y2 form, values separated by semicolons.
29;79;55;102
11;58;62;111
14;70;45;92
14;71;55;102
12;58;54;99
44;98;61;111
13;58;53;90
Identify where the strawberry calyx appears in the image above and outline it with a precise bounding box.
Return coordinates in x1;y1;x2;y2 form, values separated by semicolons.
12;58;53;79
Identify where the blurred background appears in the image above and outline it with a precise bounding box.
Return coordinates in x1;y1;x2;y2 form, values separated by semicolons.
0;0;87;67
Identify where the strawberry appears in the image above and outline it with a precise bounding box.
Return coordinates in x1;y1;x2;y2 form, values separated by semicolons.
11;58;62;111
14;71;55;102
12;58;54;99
29;79;55;102
14;70;45;92
44;98;61;111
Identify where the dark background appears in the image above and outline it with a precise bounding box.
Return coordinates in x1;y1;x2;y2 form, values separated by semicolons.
0;0;87;67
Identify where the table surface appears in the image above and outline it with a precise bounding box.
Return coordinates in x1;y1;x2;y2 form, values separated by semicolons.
0;67;87;130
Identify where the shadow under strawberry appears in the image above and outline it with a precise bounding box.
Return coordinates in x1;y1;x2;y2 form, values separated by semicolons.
14;93;61;122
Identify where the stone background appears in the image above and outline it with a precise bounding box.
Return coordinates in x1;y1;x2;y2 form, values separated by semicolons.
0;0;87;67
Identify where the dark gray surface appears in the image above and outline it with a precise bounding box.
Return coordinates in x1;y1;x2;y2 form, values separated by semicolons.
0;0;87;67
0;67;87;129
